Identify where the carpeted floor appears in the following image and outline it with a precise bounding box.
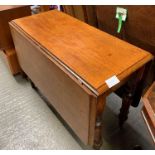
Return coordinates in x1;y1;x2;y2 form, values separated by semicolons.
0;51;154;150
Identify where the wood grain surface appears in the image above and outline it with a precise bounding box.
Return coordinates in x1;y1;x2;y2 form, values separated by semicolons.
10;25;95;144
11;10;153;95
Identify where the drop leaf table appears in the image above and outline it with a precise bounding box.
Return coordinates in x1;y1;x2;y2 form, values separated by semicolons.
10;10;153;149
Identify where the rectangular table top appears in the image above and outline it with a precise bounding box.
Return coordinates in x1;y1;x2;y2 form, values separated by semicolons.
11;10;153;95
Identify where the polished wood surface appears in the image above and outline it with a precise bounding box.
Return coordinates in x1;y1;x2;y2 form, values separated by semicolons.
11;10;153;95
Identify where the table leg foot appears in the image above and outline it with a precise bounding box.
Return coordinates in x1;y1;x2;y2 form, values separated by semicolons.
20;70;27;79
133;145;142;150
118;75;136;127
93;95;106;150
93;142;102;150
119;93;132;127
29;79;37;90
93;117;103;149
30;81;36;89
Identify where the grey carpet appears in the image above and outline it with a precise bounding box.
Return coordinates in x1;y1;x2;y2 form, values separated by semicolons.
0;51;154;149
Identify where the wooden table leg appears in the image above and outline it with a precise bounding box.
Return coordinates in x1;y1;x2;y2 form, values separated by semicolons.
119;84;133;127
119;62;152;127
93;95;106;149
2;48;21;75
131;61;153;107
20;69;27;79
29;78;38;90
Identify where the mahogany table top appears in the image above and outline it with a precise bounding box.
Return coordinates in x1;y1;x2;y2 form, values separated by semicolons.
11;10;153;95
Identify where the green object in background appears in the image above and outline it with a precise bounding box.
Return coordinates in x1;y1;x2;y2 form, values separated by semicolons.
117;13;123;33
116;7;127;34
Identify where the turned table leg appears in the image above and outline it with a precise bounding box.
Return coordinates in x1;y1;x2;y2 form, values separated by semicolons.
20;69;37;90
119;62;151;127
20;70;27;79
25;77;38;90
119;84;134;127
30;80;37;89
2;49;21;75
93;95;106;149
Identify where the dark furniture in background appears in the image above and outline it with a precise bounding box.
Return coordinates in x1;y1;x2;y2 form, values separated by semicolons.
0;6;31;50
62;6;98;27
0;6;31;75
